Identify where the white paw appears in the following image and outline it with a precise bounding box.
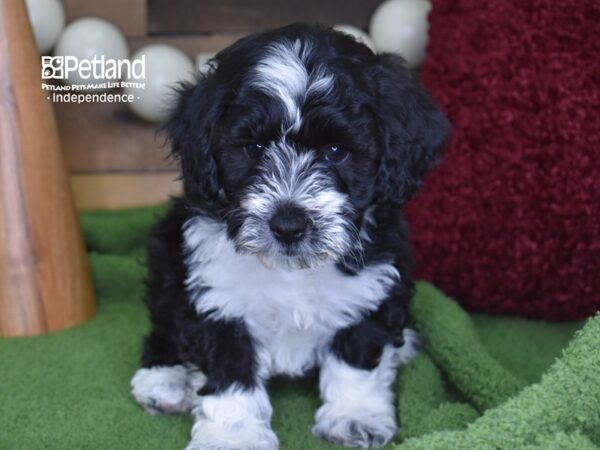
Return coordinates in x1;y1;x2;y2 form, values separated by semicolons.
186;416;278;450
131;365;206;415
312;402;397;449
186;385;278;450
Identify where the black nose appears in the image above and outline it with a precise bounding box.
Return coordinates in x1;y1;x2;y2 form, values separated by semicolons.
269;206;308;244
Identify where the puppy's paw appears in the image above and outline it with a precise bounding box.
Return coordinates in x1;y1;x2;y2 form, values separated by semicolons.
187;385;277;449
393;328;422;366
131;365;206;415
312;402;396;449
186;416;278;450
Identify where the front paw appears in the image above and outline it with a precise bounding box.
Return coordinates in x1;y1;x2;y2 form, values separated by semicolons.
186;416;278;450
312;402;396;449
131;366;206;415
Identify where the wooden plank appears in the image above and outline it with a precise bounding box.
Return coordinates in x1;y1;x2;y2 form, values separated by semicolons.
54;34;246;174
129;34;244;56
70;172;182;210
54;98;174;173
62;0;146;37
0;0;95;336
148;0;382;35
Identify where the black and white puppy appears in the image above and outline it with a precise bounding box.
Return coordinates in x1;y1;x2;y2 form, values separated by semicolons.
131;23;449;450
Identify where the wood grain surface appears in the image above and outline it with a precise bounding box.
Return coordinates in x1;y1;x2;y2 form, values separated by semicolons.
148;0;381;34
0;0;95;336
62;0;147;37
55;100;173;173
71;172;181;210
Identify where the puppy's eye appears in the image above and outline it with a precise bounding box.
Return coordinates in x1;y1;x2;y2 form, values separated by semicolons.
324;145;350;164
243;143;265;158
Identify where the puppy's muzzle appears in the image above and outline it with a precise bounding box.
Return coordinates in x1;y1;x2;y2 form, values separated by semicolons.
269;204;308;244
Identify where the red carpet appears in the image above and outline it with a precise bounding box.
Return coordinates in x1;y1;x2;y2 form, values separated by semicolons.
405;0;600;320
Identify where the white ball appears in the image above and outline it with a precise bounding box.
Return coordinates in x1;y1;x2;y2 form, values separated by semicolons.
333;24;376;52
125;45;196;123
196;52;216;74
54;17;128;88
369;0;432;68
25;0;65;54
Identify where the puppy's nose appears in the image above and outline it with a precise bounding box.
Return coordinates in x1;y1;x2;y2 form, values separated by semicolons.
269;206;308;244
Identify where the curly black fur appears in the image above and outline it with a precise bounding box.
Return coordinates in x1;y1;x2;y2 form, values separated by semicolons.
140;23;449;397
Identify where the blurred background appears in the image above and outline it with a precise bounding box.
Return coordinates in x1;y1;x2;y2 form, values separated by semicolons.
30;0;424;210
20;0;600;321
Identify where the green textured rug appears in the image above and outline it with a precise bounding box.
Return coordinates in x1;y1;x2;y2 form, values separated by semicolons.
1;205;598;450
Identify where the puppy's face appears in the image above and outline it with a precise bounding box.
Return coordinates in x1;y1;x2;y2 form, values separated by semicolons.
215;39;382;270
167;24;449;270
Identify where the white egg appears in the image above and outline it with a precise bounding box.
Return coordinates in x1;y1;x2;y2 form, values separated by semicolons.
370;0;432;68
125;45;196;123
54;17;128;88
196;52;216;75
25;0;66;54
333;24;377;52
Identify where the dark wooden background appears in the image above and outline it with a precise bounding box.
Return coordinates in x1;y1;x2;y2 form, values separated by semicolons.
148;0;382;34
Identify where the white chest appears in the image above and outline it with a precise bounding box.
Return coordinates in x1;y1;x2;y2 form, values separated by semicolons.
184;217;399;377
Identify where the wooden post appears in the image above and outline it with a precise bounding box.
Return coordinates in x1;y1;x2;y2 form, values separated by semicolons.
0;0;96;336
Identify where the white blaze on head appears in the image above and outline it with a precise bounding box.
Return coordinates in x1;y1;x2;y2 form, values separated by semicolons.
252;39;333;131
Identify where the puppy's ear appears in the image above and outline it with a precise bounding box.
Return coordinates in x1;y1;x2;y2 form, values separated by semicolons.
164;72;225;202
372;54;451;204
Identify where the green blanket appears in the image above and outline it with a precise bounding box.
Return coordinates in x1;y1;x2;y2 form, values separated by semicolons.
1;206;598;450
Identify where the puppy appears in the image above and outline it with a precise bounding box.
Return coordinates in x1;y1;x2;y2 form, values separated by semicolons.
131;23;449;450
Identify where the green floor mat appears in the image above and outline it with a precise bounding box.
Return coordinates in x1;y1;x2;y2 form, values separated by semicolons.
1;205;596;450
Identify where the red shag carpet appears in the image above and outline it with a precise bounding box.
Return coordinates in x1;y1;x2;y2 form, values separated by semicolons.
405;0;600;320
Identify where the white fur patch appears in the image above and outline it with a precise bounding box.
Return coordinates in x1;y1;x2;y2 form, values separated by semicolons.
237;143;357;270
313;330;420;448
187;385;278;450
252;39;333;131
184;216;399;378
131;365;207;415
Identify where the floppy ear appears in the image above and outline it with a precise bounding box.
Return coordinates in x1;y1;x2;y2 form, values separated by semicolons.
373;54;451;205
164;71;226;202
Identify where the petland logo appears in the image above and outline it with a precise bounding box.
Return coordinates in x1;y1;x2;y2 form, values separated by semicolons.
42;55;145;82
41;55;146;103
